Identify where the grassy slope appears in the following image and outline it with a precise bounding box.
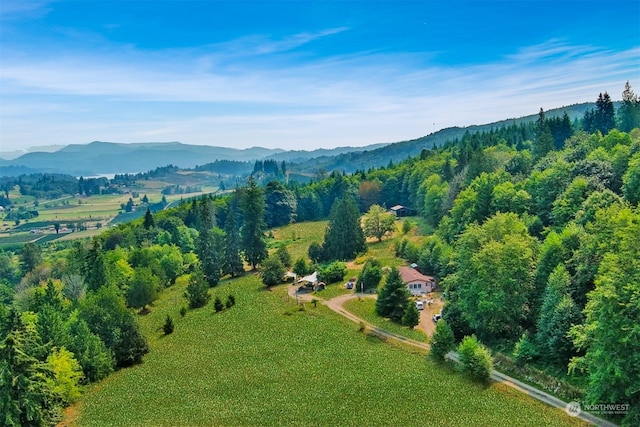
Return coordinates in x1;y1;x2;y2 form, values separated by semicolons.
343;297;427;342
71;275;583;427
68;221;584;426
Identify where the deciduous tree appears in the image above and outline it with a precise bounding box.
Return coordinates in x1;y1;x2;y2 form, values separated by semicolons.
260;255;285;288
126;267;159;311
362;204;396;242
357;258;382;292
80;285;148;367
452;213;537;344
569;208;640;426
457;335;493;382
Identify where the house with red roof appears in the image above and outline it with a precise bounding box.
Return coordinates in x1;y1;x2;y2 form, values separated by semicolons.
398;266;436;296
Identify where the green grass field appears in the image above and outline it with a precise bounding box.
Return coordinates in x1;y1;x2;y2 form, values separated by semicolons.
343;297;428;342
68;273;584;427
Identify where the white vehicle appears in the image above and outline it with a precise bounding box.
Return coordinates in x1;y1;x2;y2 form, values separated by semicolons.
416;301;424;310
432;313;442;322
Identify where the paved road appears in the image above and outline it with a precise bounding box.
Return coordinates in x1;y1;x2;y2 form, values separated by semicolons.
289;286;617;427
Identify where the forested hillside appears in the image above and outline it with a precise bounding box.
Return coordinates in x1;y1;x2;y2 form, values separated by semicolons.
1;84;639;426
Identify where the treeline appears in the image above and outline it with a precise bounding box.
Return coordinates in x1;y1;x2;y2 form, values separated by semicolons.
400;86;639;425
0;174;79;201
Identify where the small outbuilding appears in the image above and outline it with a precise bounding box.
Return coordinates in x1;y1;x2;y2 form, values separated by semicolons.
389;205;414;217
297;272;321;290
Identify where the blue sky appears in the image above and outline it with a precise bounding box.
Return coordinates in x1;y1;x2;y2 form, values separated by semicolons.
1;1;639;152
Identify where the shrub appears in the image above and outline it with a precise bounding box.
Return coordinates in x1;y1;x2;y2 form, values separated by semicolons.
214;297;224;312
358;321;366;332
226;294;236;308
457;335;493;382
513;333;538;366
357;258;382;292
292;257;311;277
317;261;346;283
430;319;455;362
180;306;187;317
163;315;174;335
184;267;210;309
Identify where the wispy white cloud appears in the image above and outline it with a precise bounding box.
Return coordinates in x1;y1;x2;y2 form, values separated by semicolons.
1;31;638;151
210;27;350;56
0;0;52;20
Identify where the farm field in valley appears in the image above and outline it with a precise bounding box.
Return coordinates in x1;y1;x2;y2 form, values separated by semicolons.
0;185;217;245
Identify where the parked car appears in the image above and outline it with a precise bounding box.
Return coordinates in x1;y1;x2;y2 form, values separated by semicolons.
415;301;424;310
345;281;354;290
432;313;441;323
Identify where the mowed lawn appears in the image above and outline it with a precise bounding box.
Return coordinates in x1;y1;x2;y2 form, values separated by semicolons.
343;297;427;342
69;274;585;427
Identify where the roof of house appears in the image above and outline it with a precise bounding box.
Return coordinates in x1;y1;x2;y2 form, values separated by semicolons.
390;205;405;211
297;272;318;284
398;266;435;283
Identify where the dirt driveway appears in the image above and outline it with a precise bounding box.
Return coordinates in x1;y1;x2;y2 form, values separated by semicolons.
418;294;444;337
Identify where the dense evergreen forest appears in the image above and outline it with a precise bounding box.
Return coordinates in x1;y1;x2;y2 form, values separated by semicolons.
1;83;639;426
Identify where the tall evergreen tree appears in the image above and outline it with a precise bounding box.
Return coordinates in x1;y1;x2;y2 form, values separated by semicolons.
402;300;420;328
143;208;154;230
0;331;61;426
196;197;222;286
222;206;244;277
535;265;579;365
66;318;114;383
239;177;267;269
375;267;410;323
83;239;108;291
20;242;42;275
264;181;297;228
533;108;554;159
197;226;223;287
430;319;456;361
322;197;366;261
591;91;616;135
618;81;640;132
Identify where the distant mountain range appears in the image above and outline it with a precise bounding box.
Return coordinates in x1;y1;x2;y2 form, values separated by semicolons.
290;102;595;173
0;103;594;177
